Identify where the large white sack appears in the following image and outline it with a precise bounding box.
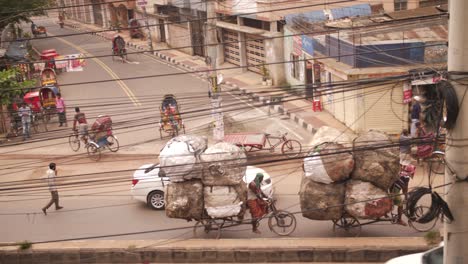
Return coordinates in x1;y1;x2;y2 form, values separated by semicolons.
345;180;392;219
159;135;207;182
303;142;354;184
299;175;345;220
201;142;247;186
165;179;204;220
310;126;353;147
351;130;400;190
204;185;247;218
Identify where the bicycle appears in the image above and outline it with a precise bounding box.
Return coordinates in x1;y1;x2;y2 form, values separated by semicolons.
193;198;296;239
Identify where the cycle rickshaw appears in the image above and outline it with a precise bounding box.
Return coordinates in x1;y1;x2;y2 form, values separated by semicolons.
159;94;185;139
40;68;59;88
22;86;59;132
112;35;127;62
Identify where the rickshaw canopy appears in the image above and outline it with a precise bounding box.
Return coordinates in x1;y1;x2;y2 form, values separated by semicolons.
41;68;58;86
23;91;42;112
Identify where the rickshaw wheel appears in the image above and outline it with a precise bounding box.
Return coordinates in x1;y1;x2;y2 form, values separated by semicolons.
281;139;302;158
87;143;101;161
268;210;297;236
193;219;222;239
68;134;80;152
159;127;163;139
332;215;361;237
107;135;119;152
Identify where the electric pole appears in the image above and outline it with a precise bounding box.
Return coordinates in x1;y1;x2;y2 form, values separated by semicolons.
445;1;468;263
142;6;154;53
205;0;224;142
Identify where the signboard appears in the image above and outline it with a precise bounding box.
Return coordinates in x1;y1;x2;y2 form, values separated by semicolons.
137;0;148;7
65;54;86;72
403;82;412;104
301;35;314;55
293;35;302;56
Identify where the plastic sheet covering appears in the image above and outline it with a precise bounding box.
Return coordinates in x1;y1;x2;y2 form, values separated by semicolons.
345;180;392;219
165;180;204;220
299;175;345;220
351;130;400;190
204;184;247;219
304;142;354;184
159;135;207;182
201;142;247;186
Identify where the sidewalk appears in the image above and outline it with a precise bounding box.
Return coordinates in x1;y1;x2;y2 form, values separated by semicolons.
64;20;349;137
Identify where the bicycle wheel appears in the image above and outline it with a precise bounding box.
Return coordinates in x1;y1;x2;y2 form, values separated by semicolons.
281;139;302;158
332;215;361;237
87;143;101;161
407;206;438;232
106;135;120;152
193;219;222;239
68;134;80;152
268;210;297;236
429;153;445;175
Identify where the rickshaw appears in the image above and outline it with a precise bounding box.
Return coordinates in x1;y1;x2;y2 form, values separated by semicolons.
40;50;58;70
32;25;47;37
159;94;185;139
40;68;59;88
69;115;120;161
22;87;58;132
112;35;127;62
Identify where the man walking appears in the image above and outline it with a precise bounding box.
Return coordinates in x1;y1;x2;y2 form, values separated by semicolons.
55;93;67;127
410;96;422;137
42;163;63;215
18;103;31;140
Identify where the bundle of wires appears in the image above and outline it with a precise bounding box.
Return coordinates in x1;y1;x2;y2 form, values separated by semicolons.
406;187;454;224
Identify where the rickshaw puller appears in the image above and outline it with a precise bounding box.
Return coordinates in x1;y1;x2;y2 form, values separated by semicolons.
73;107;88;143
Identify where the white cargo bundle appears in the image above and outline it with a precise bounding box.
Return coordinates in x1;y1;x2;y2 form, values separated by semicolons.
201;142;247;186
310;126;353;148
159;135;207;182
303;142;354;184
203;185;247;218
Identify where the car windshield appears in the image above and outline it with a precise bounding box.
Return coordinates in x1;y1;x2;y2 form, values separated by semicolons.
144;164;159;174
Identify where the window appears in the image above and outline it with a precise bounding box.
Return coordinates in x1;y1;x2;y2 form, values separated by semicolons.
394;0;408;11
290;54;300;79
419;0;447;8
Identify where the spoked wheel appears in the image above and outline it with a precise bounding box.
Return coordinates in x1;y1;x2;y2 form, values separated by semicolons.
268;210;297;236
87;143;101;161
193;219;222;239
106;135;119;152
332;215;361;237
159;127;163;139
429;153;445;175
68;134;81;152
407;206;438;232
281;139;302;158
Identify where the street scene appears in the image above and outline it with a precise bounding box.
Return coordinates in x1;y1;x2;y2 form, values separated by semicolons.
0;0;466;263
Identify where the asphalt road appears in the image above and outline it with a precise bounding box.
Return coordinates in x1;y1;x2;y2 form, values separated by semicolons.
0;18;438;243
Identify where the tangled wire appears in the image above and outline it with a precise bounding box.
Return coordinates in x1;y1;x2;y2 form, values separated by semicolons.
406;187;454;224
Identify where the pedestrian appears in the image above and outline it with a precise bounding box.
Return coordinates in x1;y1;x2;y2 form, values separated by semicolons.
55;93;67;127
73;107;88;143
246;173;268;234
18;103;31;141
42;163;63;215
399;129;412;166
410;96;422;137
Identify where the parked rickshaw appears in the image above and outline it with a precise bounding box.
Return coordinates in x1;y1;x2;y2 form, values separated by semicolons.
40;68;59;87
22;87;58;132
32;26;47;37
159;94;185;139
112;35;127;62
40;50;58;70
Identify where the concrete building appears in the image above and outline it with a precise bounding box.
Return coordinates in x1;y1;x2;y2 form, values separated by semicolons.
283;5;447;135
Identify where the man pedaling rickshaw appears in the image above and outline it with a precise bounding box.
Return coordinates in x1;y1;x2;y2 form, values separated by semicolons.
73;107;88;144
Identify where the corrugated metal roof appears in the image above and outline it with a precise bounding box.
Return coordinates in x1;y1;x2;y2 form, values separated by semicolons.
386;6;444;20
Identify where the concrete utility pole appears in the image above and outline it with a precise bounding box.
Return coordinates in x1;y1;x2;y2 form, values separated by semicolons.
142;6;154;53
205;0;224;142
445;1;468;263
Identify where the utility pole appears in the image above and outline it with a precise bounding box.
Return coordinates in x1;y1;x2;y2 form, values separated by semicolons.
205;0;224;142
138;0;153;52
445;1;468;263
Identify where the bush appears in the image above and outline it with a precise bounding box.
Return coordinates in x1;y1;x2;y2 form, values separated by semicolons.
18;240;32;250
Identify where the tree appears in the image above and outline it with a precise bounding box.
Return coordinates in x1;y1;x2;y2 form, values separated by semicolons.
0;0;53;32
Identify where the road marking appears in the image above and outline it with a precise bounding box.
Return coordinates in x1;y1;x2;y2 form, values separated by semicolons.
50;33;141;106
228;92;305;140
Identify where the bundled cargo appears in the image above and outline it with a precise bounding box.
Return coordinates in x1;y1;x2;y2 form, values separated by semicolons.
310;126;353;148
204;184;247;218
159;135;207;182
299;175;346;220
303;142;354;184
351;130;400;190
165;179;204;220
345;180;392;219
201;142;247;186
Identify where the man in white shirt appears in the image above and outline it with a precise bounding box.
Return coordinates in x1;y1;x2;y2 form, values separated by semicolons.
42;163;63;215
18;103;31;140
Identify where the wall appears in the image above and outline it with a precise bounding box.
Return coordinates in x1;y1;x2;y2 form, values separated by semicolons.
283;27;304;88
264;32;285;86
167;23;192;54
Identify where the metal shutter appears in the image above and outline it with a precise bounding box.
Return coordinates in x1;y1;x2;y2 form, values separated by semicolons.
245;33;265;73
223;29;240;66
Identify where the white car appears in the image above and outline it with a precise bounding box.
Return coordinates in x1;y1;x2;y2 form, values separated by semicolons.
385;243;443;264
131;164;274;210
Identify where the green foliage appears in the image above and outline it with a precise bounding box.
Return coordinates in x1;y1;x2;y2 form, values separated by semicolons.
0;69;34;106
0;0;53;30
424;230;441;246
18;240;32;250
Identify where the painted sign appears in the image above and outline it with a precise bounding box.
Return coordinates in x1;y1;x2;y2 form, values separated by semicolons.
301;35;314;55
293;35;302;56
403;82;412;104
65;54;86;72
137;0;148;7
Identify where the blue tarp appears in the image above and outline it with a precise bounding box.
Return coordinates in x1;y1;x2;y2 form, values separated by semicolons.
330;4;372;20
285;10;326;25
5;40;29;62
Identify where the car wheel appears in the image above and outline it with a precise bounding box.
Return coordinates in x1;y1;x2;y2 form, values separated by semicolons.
147;191;165;210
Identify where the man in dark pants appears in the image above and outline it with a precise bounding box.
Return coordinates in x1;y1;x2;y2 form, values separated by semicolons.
42;163;63;215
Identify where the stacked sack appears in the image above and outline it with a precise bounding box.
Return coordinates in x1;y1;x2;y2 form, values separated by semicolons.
300;127;354;220
162;137;247;221
162;135;207;221
201;142;248;219
300;127;399;221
